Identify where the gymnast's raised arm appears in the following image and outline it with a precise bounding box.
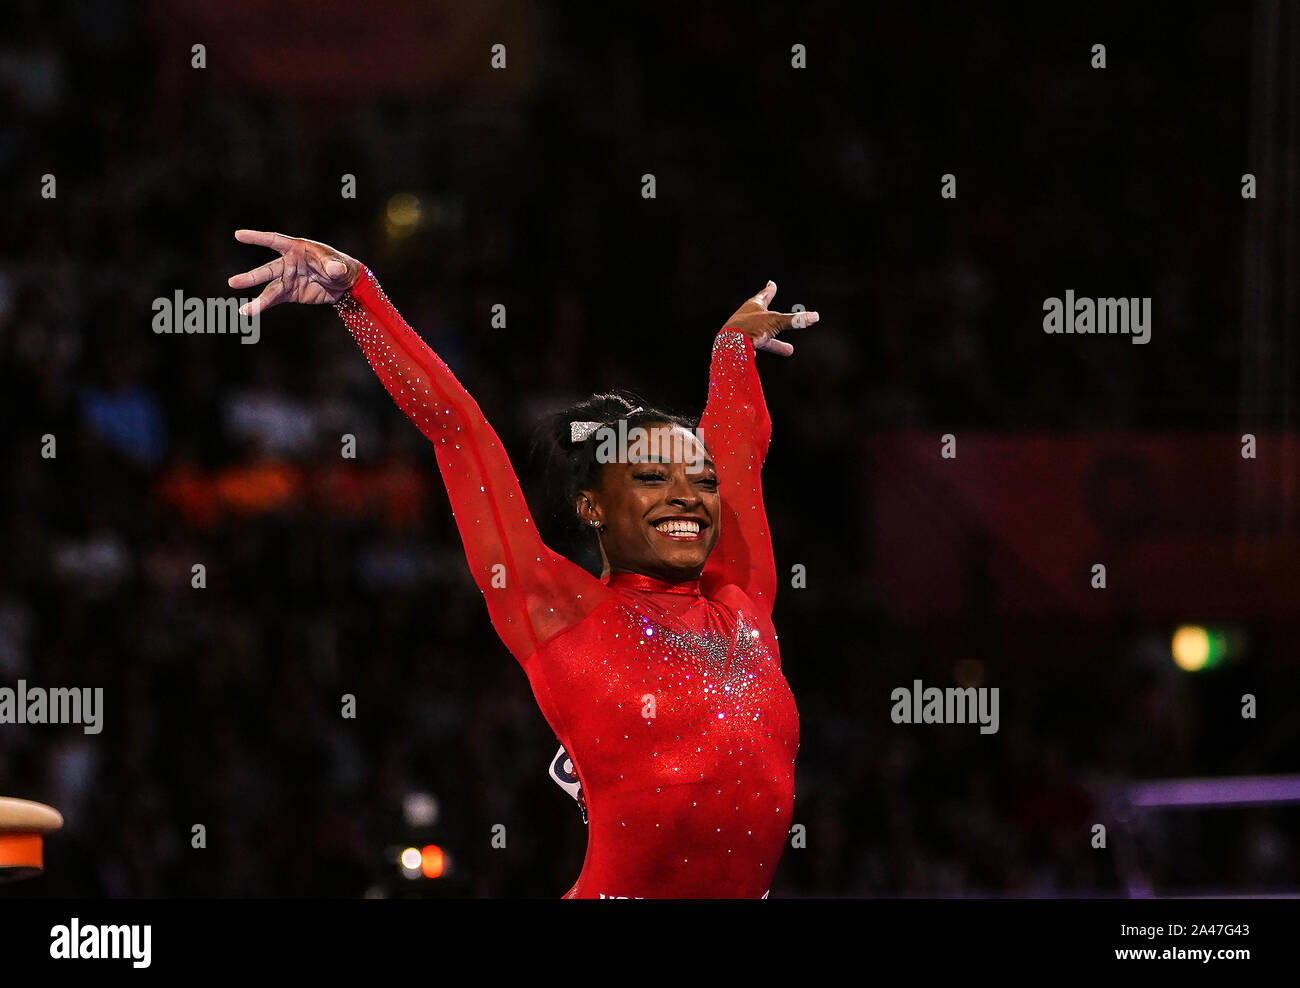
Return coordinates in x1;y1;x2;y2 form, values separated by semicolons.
227;229;610;662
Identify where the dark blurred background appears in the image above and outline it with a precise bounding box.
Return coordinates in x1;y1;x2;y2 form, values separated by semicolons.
1;0;1298;897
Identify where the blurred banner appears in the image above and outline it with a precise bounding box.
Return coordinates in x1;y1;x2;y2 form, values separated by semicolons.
869;432;1300;619
147;0;536;99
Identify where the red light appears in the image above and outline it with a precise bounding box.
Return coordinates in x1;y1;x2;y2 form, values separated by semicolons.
420;844;445;879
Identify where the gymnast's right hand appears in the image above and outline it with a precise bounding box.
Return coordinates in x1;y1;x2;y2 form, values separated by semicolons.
228;229;363;316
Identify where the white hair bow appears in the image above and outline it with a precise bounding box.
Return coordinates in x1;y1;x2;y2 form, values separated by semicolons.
570;407;642;443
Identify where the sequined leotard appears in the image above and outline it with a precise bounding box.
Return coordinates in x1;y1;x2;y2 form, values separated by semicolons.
335;268;799;898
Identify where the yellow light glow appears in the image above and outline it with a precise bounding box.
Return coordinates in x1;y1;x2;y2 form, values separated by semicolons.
1171;625;1210;671
400;847;422;871
386;193;422;230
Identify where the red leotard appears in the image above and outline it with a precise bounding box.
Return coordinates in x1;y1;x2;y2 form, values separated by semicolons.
335;268;799;898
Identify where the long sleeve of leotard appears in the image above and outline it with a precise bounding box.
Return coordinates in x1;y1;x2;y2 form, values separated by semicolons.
696;329;778;616
334;267;610;662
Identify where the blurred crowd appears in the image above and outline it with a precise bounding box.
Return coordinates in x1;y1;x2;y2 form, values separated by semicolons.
0;1;1295;896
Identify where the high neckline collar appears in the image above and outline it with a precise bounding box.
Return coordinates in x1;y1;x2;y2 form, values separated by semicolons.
604;572;703;596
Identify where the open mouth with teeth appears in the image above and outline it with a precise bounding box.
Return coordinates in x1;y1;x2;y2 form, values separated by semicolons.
652;517;707;541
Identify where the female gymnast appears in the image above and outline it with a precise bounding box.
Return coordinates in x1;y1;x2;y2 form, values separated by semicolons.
228;229;818;898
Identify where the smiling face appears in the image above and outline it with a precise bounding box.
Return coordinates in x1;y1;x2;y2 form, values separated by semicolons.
576;422;720;582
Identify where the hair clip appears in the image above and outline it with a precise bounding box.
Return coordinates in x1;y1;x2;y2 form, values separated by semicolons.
570;407;643;444
570;421;602;443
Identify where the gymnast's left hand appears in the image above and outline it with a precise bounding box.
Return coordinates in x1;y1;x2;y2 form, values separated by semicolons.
721;280;819;357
